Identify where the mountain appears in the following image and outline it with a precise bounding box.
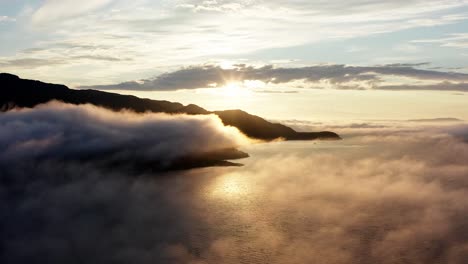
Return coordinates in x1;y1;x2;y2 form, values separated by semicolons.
0;73;340;141
214;110;339;140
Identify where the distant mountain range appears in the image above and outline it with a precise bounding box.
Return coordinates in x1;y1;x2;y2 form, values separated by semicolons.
0;73;340;141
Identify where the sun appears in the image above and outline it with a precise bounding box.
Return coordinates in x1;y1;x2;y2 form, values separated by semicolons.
221;82;252;98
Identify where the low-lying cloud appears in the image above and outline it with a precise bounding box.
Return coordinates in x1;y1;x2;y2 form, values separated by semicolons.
1;104;468;263
280;118;467;138
0;101;247;168
162;124;468;264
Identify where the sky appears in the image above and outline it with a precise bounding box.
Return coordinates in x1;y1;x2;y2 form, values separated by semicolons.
1;0;468;121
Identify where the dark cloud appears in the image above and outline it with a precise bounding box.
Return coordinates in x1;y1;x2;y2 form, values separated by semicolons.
0;54;127;69
328;123;389;129
79;64;468;92
377;81;468;92
71;55;131;62
384;62;431;67
0;58;66;68
429;67;464;70
0;162;209;263
408;117;464;122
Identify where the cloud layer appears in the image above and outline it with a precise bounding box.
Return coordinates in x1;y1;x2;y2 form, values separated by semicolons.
1;105;468;263
81;63;468;92
0;101;247;168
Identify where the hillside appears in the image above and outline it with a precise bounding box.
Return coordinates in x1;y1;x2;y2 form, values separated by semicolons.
0;73;340;141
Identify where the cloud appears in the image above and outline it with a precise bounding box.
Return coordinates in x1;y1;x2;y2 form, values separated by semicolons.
0;15;15;22
164;123;468;263
255;90;300;94
0;101;249;263
0;58;66;69
278;118;468;139
177;0;253;13
0;55;129;71
377;81;468;92
80;63;468;91
384;62;431;67
1;159;214;263
408;117;464;122
2;119;468;263
413;33;468;49
32;0;115;24
0;101;247;168
2;0;468;85
71;55;131;62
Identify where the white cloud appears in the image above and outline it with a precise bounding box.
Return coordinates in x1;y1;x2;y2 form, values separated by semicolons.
0;15;15;22
32;0;114;24
394;43;422;53
2;0;468;85
413;33;468;49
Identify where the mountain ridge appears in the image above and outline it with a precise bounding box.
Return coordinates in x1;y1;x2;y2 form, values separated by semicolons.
0;73;340;141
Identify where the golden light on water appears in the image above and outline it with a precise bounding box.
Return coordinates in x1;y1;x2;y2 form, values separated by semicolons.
209;172;251;200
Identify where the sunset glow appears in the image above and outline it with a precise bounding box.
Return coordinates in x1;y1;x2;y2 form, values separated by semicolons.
209;173;251;200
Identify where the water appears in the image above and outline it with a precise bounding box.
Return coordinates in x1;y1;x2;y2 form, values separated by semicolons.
4;139;468;264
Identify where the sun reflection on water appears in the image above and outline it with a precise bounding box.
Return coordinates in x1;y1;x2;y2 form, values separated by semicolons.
208;172;251;200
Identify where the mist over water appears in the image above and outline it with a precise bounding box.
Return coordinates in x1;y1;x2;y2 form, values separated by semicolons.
2;104;468;263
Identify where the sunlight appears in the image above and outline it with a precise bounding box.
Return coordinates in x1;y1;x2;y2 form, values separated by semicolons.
220;82;252;98
209;173;251;200
219;60;236;69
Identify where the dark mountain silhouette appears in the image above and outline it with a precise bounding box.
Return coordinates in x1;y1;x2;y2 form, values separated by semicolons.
214;110;339;140
0;73;340;141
